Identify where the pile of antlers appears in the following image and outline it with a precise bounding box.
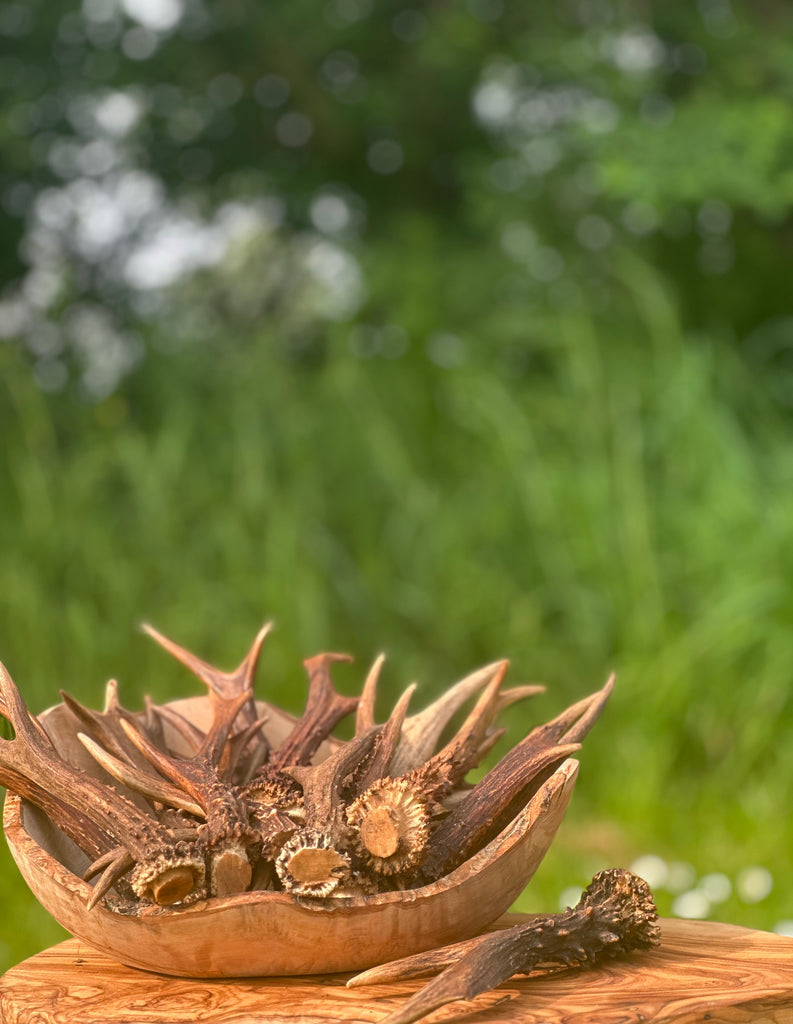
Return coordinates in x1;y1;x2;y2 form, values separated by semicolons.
0;623;612;913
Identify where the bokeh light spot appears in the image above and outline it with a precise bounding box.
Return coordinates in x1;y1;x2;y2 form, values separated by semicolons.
276;112;313;147
426;332;466;368
576;214;613;250
672;890;711;919
310;193;351;234
254;74;291;109
121;26;159;59
736;867;774;904
392;10;428;42
207;73;244;108
367;139;403;175
121;0;183;32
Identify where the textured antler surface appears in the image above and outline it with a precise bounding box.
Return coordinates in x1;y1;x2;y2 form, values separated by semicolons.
348;868;660;1024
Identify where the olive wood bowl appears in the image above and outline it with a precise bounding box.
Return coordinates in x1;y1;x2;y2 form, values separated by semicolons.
3;696;578;978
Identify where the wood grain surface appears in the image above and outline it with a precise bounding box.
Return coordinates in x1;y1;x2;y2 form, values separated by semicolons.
2;915;793;1024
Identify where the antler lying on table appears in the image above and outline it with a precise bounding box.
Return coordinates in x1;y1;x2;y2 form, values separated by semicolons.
347;868;660;1024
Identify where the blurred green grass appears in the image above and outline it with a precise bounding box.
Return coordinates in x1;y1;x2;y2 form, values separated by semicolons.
2;257;792;970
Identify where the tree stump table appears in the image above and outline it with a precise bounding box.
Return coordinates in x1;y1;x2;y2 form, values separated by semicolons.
2;915;793;1023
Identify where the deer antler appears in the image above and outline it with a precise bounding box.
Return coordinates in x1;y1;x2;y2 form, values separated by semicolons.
270;653;359;768
114;690;259;897
0;627;616;920
417;675;613;881
277;727;381;897
142;621;271;729
348;869;660;1024
0;662;205;908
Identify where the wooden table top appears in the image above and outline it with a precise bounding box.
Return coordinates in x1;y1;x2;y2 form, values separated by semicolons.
2;916;793;1023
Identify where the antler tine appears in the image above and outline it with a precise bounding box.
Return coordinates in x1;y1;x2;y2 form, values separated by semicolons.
271;653;359;768
358;683;416;791
417;662;510;789
85;850;135;911
226;714;270;784
355;654;386;735
438;681;544;771
103;678;120;713
348;933;488;988
0;661;54;751
528;672;614;748
390;660;508;777
558;672;615;744
83;845;130;881
145;699;205;754
77;733;205;817
494;684;546;714
142;621;272;725
458;684;546;767
198;688;256;767
141;695;169;750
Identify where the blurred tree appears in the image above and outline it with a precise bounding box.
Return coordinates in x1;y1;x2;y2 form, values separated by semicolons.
1;1;792;398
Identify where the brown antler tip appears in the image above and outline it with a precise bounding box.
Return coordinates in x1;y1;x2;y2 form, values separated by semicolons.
303;652;355;669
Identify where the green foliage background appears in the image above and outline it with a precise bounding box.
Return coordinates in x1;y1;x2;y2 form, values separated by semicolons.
1;0;793;971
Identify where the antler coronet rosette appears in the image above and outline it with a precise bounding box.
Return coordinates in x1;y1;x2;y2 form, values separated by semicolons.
130;845;206;905
275;829;351;897
243;773;305;824
346;777;431;875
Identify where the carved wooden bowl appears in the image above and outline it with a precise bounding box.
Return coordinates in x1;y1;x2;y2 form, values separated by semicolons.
3;696;578;978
